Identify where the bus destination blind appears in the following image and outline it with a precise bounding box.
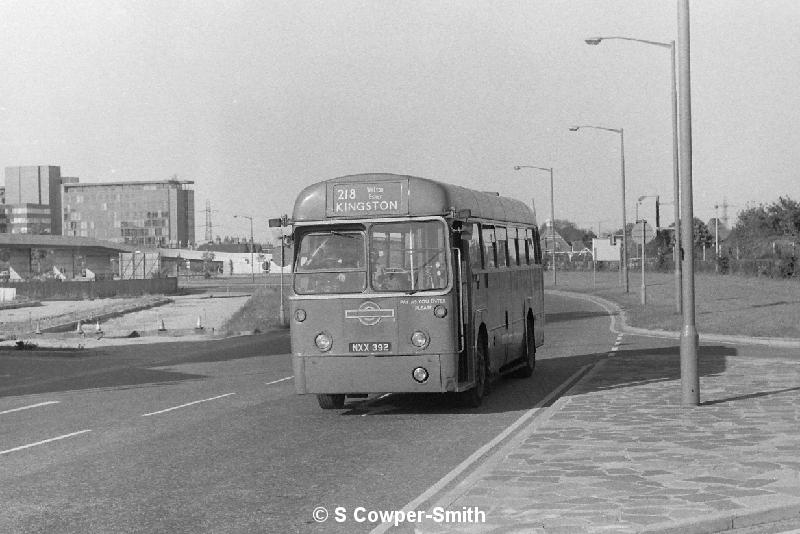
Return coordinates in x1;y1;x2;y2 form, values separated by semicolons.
327;181;407;217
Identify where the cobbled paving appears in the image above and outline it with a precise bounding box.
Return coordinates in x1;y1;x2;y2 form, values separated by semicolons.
416;353;800;533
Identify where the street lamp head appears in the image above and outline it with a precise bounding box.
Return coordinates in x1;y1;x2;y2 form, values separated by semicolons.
513;166;521;171
568;126;580;131
584;38;603;45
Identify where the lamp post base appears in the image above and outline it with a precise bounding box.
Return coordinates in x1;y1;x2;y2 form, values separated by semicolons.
680;325;699;406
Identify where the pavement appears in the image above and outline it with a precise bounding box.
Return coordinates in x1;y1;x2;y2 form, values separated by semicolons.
394;290;800;534
0;290;253;349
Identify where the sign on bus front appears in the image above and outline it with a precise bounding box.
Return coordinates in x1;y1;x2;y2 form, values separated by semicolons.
326;181;408;217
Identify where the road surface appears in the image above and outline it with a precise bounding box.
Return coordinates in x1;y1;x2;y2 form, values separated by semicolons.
0;292;703;533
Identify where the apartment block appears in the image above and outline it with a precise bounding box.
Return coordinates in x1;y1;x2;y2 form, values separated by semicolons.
62;180;195;247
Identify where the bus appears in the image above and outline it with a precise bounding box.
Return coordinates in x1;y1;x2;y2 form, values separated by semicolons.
285;173;544;409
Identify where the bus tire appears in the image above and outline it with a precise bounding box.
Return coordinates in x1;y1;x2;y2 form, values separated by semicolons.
514;314;536;378
317;394;346;409
459;334;488;408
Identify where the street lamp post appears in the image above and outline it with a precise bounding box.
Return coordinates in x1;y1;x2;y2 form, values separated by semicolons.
268;214;290;325
678;0;699;406
584;35;682;314
637;195;659;305
513;165;556;285
569;125;629;293
714;203;720;257
234;214;255;283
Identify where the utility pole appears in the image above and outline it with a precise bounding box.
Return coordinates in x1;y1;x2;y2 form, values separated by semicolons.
678;0;699;406
204;200;213;243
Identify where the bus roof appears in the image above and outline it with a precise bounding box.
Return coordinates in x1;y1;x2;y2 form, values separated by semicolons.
292;173;536;225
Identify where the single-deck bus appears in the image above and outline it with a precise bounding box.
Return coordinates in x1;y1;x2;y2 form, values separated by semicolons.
286;173;544;409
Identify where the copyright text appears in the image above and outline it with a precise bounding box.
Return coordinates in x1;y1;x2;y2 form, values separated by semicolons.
312;505;486;526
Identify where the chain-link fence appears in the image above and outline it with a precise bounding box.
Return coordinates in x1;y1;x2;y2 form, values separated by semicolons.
543;251;799;279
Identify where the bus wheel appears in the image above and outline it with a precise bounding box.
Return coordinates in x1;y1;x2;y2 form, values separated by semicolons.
514;315;536;378
459;337;487;408
317;394;345;409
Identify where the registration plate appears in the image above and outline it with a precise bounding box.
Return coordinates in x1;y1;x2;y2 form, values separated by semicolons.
349;342;392;353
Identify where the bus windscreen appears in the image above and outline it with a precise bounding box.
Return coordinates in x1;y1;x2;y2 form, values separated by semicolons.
293;221;449;295
369;221;448;292
294;229;367;294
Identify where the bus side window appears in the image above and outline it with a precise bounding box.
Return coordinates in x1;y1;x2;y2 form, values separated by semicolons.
481;226;496;269
508;228;519;266
533;227;543;264
524;228;532;265
495;227;508;268
469;223;483;272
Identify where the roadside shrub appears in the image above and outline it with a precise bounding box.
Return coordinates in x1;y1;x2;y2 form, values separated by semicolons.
716;254;730;274
778;255;797;278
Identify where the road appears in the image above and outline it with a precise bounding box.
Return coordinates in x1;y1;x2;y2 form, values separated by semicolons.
1;293;638;533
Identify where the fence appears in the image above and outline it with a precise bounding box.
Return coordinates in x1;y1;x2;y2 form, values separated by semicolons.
119;252;162;280
544;252;799;280
1;277;178;300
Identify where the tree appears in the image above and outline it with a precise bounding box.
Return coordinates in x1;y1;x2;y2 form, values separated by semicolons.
734;196;800;238
726;196;800;260
766;196;800;236
201;251;216;278
693;218;713;248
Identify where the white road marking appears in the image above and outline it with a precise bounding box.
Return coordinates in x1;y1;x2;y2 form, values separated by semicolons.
0;401;60;416
265;376;293;386
141;393;236;417
0;429;91;456
369;364;592;534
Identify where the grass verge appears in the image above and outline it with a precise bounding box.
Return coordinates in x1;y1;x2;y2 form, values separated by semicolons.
220;285;290;334
547;269;800;339
217;271;800;340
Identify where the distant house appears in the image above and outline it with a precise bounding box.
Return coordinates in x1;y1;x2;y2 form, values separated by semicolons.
539;221;571;253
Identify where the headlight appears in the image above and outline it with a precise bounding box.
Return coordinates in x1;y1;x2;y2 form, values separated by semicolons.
412;367;429;383
294;309;307;322
410;330;429;348
433;305;447;318
315;332;333;352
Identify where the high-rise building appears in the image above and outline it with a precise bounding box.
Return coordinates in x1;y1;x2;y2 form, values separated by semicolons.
0;186;6;233
62;180;195;247
3;166;63;234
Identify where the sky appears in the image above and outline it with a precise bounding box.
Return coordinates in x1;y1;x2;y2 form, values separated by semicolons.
2;0;799;243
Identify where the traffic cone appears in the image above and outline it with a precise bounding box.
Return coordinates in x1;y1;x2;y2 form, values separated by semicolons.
159;319;166;331
76;320;82;333
195;316;204;330
95;320;102;333
35;320;42;335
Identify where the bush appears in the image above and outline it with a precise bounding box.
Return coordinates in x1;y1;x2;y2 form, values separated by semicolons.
716;254;730;274
778;255;797;278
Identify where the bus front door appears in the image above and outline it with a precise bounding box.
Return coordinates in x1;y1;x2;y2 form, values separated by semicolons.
455;241;477;387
